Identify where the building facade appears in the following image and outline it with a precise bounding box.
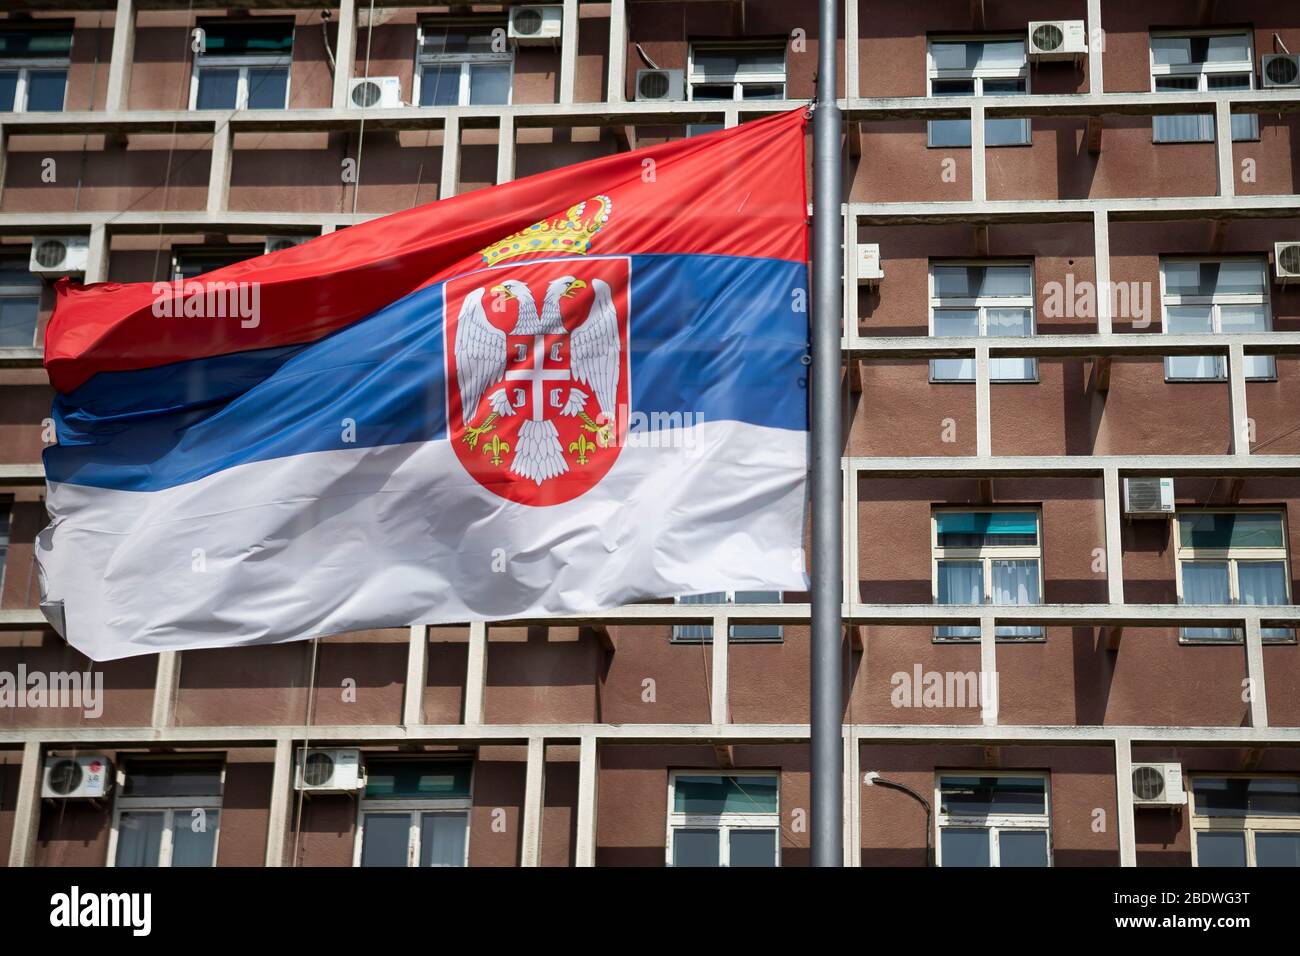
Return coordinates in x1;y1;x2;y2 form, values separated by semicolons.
2;0;1300;868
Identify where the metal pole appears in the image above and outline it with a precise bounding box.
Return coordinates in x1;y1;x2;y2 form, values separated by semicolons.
810;0;843;867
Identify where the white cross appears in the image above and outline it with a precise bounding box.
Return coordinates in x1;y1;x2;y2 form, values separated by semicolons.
505;334;570;421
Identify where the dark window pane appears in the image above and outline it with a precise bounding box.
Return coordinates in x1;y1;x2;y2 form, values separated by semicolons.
26;70;67;112
247;67;289;109
0;71;16;111
1178;512;1284;550
941;827;990;866
364;760;473;799
691;84;733;101
420;65;461;106
672;592;725;642
1255;832;1300;867
940;776;1047;815
196;68;240;109
171;810;219;867
1193;777;1300;818
419;812;468;866
672;827;720;866
1196;831;1247;866
200;20;295;56
0;296;39;347
115;812;165;867
740;84;784;100
0;28;73;58
123;762;223;797
1000;829;1049;866
986;117;1031;147
729;828;778;866
360;813;410;866
420;25;500;55
673;775;778;814
468;62;511;105
935;511;1037;548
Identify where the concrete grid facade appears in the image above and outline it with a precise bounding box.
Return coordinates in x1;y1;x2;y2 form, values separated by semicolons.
1;0;1299;868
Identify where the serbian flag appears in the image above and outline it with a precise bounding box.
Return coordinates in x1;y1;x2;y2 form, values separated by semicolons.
37;109;810;660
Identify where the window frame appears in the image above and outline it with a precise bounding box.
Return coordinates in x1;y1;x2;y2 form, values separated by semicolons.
1159;255;1275;382
1173;507;1294;645
1148;28;1258;143
0;500;10;599
686;40;788;102
1189;774;1300;867
931;505;1045;642
665;770;781;867
0;56;70;113
412;19;514;108
925;34;1031;148
106;759;226;868
0;254;41;348
928;259;1038;383
671;590;785;644
352;759;474;867
934;771;1053;867
187;21;294;111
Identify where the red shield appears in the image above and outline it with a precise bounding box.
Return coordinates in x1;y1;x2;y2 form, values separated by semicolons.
445;257;631;506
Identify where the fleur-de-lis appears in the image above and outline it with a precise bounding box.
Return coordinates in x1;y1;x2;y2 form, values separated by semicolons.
483;434;510;466
568;433;596;465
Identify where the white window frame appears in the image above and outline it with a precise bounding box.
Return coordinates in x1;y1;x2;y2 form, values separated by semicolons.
671;591;785;643
686;41;788;102
352;763;474;867
925;35;1031;148
1160;256;1275;382
412;20;514;108
934;771;1052;867
665;770;781;867
931;506;1045;642
1173;508;1293;644
928;259;1038;383
0;501;10;598
188;31;292;111
1148;28;1258;142
1190;774;1300;867
106;762;225;868
0;57;70;113
0;258;41;347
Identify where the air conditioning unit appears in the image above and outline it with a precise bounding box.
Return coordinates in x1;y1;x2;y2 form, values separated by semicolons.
348;76;402;109
42;755;113;799
856;242;884;287
1132;763;1187;807
1123;477;1175;518
509;5;563;44
294;748;365;793
635;68;685;102
1275;241;1300;284
1027;20;1088;61
264;236;307;255
29;236;89;277
1261;53;1300;89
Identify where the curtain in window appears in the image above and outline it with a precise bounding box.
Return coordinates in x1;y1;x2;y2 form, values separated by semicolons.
1181;561;1233;640
420;812;468;866
115;812;164;867
1164;305;1219;379
936;560;982;639
991;559;1041;638
1239;562;1292;640
987;307;1035;381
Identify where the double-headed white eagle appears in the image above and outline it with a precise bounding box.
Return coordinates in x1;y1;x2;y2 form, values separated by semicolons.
454;274;620;485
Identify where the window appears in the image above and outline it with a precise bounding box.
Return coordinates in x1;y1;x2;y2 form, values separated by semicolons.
0;254;41;347
1175;510;1293;643
926;37;1030;147
109;760;224;867
1160;258;1274;381
936;773;1051;866
414;19;512;107
686;42;786;136
929;262;1036;382
932;509;1043;641
667;772;779;866
672;592;784;643
171;245;262;281
1149;31;1258;142
0;504;9;598
0;25;72;112
1191;776;1300;867
190;19;293;110
355;760;471;867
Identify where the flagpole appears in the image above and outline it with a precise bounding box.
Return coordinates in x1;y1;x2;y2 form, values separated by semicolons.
810;0;844;866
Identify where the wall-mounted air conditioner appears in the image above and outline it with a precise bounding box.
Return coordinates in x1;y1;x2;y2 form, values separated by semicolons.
1275;241;1300;283
264;236;307;255
635;69;685;102
294;748;365;793
42;755;114;799
348;76;402;109
1132;763;1187;807
856;242;884;287
1261;53;1300;89
1027;20;1088;61
509;5;563;45
29;236;89;277
1123;477;1174;518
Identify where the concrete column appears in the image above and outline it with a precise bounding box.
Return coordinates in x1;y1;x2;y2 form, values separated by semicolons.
606;0;627;103
844;0;860;99
402;624;427;727
439;115;461;200
1086;0;1104;95
970;104;986;203
1093;209;1112;334
84;222;110;284
6;740;43;867
559;0;579;105
1114;736;1137;867
1228;342;1250;456
979;613;997;725
975;343;992;457
206;119;234;214
842;731;861;866
575;735;598;866
1102;467;1125;605
332;0;358;111
1244;617;1269;728
710;611;729;724
105;0;136;112
150;650;180;728
1214;99;1235;199
463;621;487;725
520;737;545;866
264;737;293;867
496;114;516;184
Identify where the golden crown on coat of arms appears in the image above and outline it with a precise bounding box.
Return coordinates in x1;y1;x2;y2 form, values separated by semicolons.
480;195;613;266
